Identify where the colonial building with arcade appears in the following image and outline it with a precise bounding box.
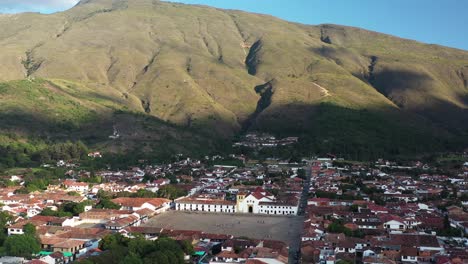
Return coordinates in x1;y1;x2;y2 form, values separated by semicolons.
175;187;299;216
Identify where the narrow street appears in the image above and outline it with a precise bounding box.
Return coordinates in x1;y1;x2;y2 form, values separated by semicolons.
289;163;312;264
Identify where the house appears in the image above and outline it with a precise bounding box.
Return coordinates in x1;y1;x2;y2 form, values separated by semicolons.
122;226;162;239
175;198;236;213
88;152;102;158
200;233;233;243
301;227;324;241
380;215;406;231
368;204;389;214
210;251;246;263
105;215;140;230
390;234;443;253
38;251;66;264
111;197;171;213
8;216;68;235
53;239;85;253
401;247;418;262
63;180;89;193
78;209;134;224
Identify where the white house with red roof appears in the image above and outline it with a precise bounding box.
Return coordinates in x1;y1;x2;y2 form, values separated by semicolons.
175;198;236;213
63;180;89;193
111;197;171;213
380;214;407;231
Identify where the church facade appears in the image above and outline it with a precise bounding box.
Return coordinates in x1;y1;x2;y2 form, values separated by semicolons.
175;187;298;216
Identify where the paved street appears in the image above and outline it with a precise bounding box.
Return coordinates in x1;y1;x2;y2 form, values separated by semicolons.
288;164;311;264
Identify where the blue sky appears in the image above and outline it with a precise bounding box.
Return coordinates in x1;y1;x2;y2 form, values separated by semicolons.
1;0;467;50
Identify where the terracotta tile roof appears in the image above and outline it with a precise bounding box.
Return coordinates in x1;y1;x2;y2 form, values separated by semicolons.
40;236;64;245
9;215;67;228
49;251;64;259
162;229;203;241
63;180;88;187
201;233;233;240
53;239;86;249
111;197;170;208
251;192;265;200
124;226;162;234
216;250;240;259
79;209;133;220
55;227;111;239
379;214;404;223
27;260;48;264
135;208;155;216
177;198;235;205
401;247;418;256
106;215;139;227
389;234;440;248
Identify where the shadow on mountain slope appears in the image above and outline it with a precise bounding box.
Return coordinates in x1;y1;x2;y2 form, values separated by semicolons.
367;68;433;107
0;109;226;156
248;102;466;160
0;97;466;160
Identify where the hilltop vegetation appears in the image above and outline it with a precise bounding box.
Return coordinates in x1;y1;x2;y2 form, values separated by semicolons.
0;0;467;159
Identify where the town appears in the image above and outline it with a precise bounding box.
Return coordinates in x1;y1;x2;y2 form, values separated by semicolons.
0;151;466;264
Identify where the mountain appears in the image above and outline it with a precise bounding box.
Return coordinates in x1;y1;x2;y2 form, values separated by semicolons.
0;0;467;159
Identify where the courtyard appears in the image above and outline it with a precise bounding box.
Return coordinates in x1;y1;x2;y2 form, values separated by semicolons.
143;210;304;245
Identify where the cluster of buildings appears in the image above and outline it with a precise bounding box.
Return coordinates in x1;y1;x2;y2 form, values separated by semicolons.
233;133;299;148
1;153;467;263
1;196;171;263
175;186;299;216
0;154;307;263
299;159;468;264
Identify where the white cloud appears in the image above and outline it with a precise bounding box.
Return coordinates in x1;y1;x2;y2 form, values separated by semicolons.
0;0;80;13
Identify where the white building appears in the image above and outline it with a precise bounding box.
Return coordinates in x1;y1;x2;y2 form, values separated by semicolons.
63;180;89;193
175;187;298;216
111;197;171;214
175;198;236;213
236;187;298;215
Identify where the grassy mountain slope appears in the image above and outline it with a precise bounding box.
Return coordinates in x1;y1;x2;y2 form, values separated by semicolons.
0;0;467;157
0;79;219;156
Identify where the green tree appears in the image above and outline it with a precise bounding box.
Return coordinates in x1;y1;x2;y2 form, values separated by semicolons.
0;211;13;246
156;185;187;200
40;207;58;216
99;233;129;251
350;204;359;212
179;240;195;255
96;199;120;210
132;189;158;198
23;223;36;236
120;253;143;264
4;234;40;258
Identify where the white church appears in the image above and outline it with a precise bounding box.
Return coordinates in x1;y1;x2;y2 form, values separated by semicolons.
175;187;298;216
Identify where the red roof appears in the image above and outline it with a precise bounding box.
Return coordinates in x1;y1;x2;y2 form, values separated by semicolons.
379;214;404;223
251;192;265;200
63;180;88;187
111;197;170;208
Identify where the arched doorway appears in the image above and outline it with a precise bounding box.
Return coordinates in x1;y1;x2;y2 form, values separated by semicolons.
248;205;253;213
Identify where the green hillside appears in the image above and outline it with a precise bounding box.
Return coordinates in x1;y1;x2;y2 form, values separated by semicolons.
0;79;220;159
0;0;467;159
